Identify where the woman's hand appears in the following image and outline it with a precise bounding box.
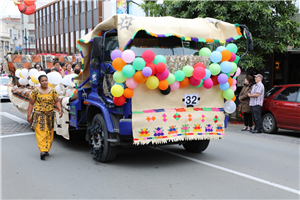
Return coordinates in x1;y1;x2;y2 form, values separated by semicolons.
27;116;32;124
59;111;63;118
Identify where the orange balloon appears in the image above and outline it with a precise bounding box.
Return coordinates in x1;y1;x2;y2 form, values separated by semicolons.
231;95;236;101
228;77;233;86
112;58;126;71
134;71;147;84
180;77;190;88
158;80;169;90
123;88;134;98
221;50;231;62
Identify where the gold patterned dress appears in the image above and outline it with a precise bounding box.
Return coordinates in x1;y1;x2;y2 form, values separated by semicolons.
30;88;58;153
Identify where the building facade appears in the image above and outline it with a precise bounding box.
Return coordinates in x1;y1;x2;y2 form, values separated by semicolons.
21;14;36;54
35;0;103;56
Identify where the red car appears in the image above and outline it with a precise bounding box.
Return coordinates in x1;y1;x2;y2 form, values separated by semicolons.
261;84;300;133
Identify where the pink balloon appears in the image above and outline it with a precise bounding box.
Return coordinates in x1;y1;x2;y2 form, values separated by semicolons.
170;81;180;91
203;78;213;89
122;50;135;63
234;67;241;77
193;67;206;80
190;76;201;86
231;85;237;91
156;69;169;80
126;77;138;89
229;53;236;62
232;78;237;85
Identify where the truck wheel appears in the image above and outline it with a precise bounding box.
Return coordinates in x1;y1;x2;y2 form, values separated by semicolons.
87;114;117;162
183;140;210;153
262;113;278;133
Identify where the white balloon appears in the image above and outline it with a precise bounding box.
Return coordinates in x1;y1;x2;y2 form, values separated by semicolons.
67;74;77;87
224;100;236;114
29;80;35;86
66;89;72;96
51;72;63;84
55;85;61;95
20;69;29;78
15;69;21;78
35;71;46;81
62;75;70;86
19;78;29;85
29;69;38;77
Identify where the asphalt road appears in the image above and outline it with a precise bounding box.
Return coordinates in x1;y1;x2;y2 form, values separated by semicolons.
1;101;300;199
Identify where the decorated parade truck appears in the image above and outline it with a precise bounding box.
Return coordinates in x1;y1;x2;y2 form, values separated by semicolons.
5;14;253;162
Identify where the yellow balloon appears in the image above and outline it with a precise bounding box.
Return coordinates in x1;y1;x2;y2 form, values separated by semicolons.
19;71;24;78
146;76;159;89
15;69;21;77
48;83;55;88
31;75;39;84
111;85;124;97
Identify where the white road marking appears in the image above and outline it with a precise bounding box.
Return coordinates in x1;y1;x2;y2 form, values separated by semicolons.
0;112;28;124
1;132;35;138
156;147;300;195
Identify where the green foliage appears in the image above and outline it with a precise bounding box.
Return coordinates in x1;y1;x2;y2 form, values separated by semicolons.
140;0;300;70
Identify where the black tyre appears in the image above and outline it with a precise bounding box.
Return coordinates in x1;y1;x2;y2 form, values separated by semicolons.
262;113;278;133
87;114;117;162
183;140;210;153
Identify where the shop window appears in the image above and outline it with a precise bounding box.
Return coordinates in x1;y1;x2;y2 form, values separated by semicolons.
80;1;84;13
93;0;97;9
87;1;91;11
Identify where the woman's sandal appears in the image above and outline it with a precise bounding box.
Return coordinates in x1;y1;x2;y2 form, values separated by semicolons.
40;152;47;160
241;127;248;131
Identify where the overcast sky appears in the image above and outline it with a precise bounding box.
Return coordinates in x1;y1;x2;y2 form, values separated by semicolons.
0;0;21;18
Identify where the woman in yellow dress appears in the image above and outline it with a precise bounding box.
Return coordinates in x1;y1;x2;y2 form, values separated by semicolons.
27;75;63;160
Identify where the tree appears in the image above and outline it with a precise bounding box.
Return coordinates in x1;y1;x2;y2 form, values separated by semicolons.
140;1;300;69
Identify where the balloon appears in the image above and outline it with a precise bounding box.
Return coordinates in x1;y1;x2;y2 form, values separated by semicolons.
153;55;166;65
211;76;219;86
48;83;55;88
15;69;21;78
158;80;169;90
35;71;46;81
232;78;237;86
19;78;28;85
142;50;155;63
126;77;138;89
195;79;204;88
174;70;185;82
179;77;189;88
133;57;146;71
209;63;221;75
113;96;126;106
199;47;211;56
111;49;123;60
231;85;237;92
230;62;238;74
55;84;61;95
29;69;38;77
203;78;213;89
210;51;222;63
112;58;127;71
220;50;231;62
190;76;201;86
217;74;229;84
231;95;236;101
156;69;169;80
233;55;240;65
31;75;39;84
113;71;127;83
234;67;241;77
182;65;194;77
111;84;124;97
66;89;72;96
122;50;135;63
134;71;147;84
220;61;233;73
166;73;175;85
123;88;134;98
62;75;70;86
51;72;63;84
224;100;236;114
67;74;77;87
19;71;23;78
20;69;28;79
193;67;206;80
228;77;233;86
170;81;180;91
216;46;226;52
203;69;211;80
146;76;159;89
193;62;206;69
219;82;230;91
122;64;135;78
146;63;156;76
28;80;35;86
229;53;236;62
142;67;152;77
156;62;166;73
116;83;124;88
160;86;171;95
225;73;230;78
226;43;238;54
222;88;234;100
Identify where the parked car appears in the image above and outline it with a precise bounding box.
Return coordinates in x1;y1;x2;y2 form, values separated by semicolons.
261;84;300;133
0;77;9;100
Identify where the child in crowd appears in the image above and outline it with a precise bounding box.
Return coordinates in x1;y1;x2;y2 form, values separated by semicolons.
53;58;64;77
72;63;81;75
65;63;74;75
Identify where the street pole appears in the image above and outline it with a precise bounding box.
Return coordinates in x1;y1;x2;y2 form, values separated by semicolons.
24;28;27;55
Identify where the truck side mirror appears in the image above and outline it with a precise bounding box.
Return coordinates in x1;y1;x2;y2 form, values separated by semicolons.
92;36;104;58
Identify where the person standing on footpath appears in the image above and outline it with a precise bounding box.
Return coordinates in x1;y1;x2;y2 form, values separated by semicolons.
248;74;265;133
238;75;254;131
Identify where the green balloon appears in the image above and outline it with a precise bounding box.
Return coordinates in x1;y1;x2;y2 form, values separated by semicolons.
208;63;221;75
153;55;166;65
132;57;146;71
166;73;175;85
199;47;212;56
113;71;126;83
195;79;204;88
233;55;240;65
233;77;237;80
230;62;237;74
223;73;230;78
182;65;194;77
222;88;234;100
226;43;238;54
122;64;135;78
175;70;185;82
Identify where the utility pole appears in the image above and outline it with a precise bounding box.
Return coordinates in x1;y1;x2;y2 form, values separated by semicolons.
24;28;28;54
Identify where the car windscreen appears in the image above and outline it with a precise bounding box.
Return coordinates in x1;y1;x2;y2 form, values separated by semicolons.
264;87;282;98
0;78;9;85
